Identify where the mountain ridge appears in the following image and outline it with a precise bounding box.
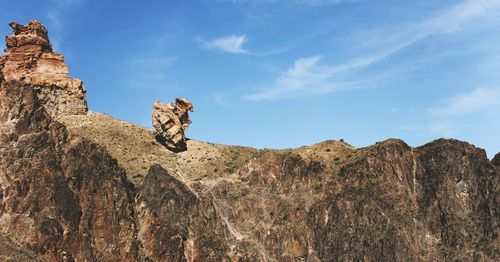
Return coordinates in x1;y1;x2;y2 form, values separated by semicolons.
0;20;498;261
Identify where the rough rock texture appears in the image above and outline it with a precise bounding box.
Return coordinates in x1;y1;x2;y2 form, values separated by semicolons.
305;139;498;261
58;112;178;185
0;20;87;118
1;21;499;261
135;165;241;261
0;21;131;262
0;82;136;261
0;235;44;261
152;98;193;152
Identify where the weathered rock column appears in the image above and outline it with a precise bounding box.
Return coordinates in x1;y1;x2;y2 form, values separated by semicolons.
152;98;194;152
0;20;87;118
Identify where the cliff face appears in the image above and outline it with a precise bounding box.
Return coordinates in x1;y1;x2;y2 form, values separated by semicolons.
0;21;498;262
0;83;136;261
306;140;498;261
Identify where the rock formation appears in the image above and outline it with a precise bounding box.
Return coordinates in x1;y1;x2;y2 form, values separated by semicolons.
0;20;87;118
1;21;499;261
0;76;136;262
152;98;194;152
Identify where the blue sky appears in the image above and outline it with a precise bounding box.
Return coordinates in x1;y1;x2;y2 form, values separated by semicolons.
2;0;500;157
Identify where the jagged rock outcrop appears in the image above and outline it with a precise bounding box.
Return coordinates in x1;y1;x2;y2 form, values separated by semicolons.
1;20;498;261
152;98;193;152
0;20;87;118
305;139;498;261
135;165;248;261
0;21;133;261
0;82;136;261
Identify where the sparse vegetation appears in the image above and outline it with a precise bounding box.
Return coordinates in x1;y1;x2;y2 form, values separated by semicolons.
3;256;14;262
0;236;40;261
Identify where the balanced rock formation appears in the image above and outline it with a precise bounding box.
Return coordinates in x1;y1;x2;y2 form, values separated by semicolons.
0;20;87;118
152;98;193;152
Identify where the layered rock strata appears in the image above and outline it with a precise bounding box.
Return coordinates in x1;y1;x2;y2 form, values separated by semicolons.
152;98;193;152
0;20;87;118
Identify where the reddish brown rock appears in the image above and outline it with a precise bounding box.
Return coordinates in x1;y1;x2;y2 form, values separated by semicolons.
152;98;194;152
0;82;136;261
6;21;52;51
0;21;133;261
1;20;498;262
0;20;87;118
135;165;241;261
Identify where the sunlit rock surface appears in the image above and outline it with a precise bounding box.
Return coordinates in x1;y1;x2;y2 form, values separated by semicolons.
1;20;87;118
152;98;193;152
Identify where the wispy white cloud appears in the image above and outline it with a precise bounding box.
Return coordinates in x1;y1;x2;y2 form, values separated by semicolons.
211;92;233;107
294;0;360;6
221;0;359;6
219;0;362;20
198;34;291;56
425;0;500;33
245;0;500;101
427;121;455;137
220;0;276;3
421;86;500;138
46;0;85;28
427;87;500;116
120;18;187;90
245;56;369;100
342;0;500;71
124;56;177;89
45;0;85;51
198;35;249;54
245;56;321;100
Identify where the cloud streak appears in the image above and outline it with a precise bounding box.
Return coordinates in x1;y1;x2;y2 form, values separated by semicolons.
245;56;371;100
124;56;176;89
423;86;500;139
427;87;500;116
245;0;500;100
245;56;330;100
45;0;85;51
354;0;500;63
199;35;249;54
198;34;292;56
221;0;359;6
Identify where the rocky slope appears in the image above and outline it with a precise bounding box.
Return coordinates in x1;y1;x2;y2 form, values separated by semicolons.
0;21;498;261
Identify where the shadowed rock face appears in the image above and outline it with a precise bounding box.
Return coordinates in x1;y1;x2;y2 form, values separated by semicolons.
0;82;137;261
135;165;240;261
135;165;198;260
305;140;498;261
1;21;499;261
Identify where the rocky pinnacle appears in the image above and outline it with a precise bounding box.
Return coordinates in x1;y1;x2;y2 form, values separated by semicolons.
0;20;87;117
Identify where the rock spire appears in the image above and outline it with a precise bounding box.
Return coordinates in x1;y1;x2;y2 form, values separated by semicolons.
152;98;194;152
0;20;87;117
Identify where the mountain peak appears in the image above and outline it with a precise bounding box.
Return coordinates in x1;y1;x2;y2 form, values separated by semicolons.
6;20;52;52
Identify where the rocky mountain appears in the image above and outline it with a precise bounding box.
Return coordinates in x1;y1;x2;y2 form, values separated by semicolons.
0;20;498;262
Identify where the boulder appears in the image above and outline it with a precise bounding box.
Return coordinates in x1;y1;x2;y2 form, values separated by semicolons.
152;98;193;152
